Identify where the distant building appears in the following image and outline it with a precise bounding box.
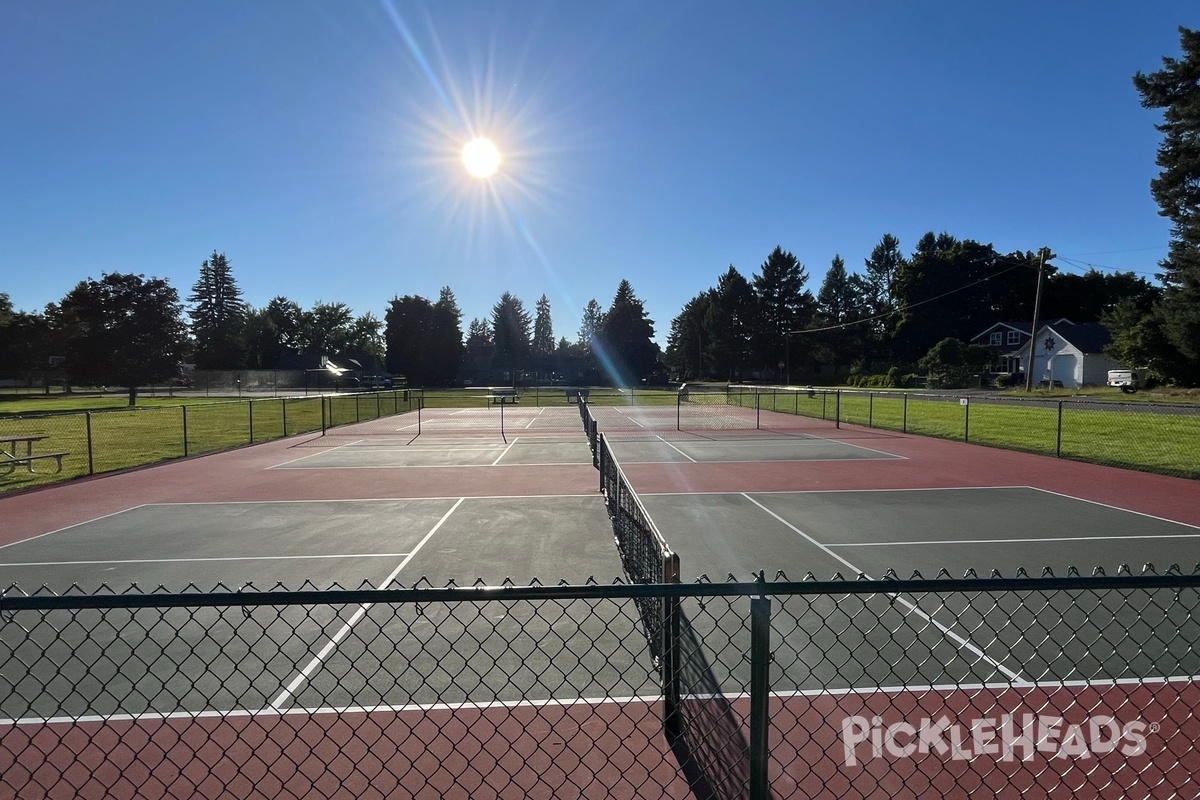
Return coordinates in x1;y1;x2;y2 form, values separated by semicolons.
1013;321;1119;389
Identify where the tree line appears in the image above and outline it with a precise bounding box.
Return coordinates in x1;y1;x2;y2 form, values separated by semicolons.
4;27;1199;392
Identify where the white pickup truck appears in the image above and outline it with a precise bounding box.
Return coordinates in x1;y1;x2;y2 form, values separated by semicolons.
1107;369;1141;394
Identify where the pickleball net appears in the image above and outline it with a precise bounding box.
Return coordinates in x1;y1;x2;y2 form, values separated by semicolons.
591;419;751;800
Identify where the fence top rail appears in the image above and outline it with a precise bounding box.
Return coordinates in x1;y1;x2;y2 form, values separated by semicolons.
5;569;1199;610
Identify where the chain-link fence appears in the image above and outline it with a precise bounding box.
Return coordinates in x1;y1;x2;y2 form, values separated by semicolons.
4;570;1199;799
727;386;1200;478
0;391;416;493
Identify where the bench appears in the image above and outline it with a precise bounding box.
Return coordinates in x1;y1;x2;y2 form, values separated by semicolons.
1;452;68;476
487;388;519;406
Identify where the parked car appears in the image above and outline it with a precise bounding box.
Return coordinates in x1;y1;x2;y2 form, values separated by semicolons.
1107;369;1140;394
361;375;394;390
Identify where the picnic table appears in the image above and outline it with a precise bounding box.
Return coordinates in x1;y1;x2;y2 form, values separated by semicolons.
0;434;68;476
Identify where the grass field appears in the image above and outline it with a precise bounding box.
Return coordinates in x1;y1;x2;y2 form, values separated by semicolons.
745;388;1200;479
3;386;1197;494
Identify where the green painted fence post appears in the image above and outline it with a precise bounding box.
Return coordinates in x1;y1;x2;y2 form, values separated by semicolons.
86;411;95;475
1056;400;1064;457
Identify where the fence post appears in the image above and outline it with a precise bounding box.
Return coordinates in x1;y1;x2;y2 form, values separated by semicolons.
86;411;95;475
355;394;361;423
662;554;682;741
963;397;970;443
868;391;874;428
282;398;288;437
248;399;254;443
321;396;327;435
182;406;188;457
749;573;771;800
835;390;841;429
1056;400;1064;457
676;393;681;432
756;391;761;430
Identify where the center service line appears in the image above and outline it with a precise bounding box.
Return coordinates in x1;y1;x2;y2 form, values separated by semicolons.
270;497;466;710
656;435;697;463
492;438;517;466
740;493;1024;684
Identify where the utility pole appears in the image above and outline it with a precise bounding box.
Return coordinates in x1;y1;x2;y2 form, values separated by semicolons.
1023;249;1047;392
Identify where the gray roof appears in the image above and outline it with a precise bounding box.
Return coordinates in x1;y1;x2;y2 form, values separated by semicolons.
1043;321;1111;354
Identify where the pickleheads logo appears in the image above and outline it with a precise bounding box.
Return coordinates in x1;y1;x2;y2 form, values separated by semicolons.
841;713;1152;767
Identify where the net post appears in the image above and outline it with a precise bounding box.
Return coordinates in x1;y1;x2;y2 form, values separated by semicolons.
676;391;681;432
248;398;254;443
321;395;327;435
282;397;288;436
662;552;682;741
756;390;761;430
500;397;507;443
903;392;908;433
835;390;841;429
749;571;771;800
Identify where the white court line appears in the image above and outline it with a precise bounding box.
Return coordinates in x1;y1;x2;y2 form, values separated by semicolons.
623;456;900;466
269;497;465;710
269;438;365;469
740;493;1025;683
831;533;1200;547
0;553;410;568
273;461;592;470
491;438;518;466
1029;486;1200;532
5;672;1197;728
1;691;658;727
641;485;1031;498
0;506;149;552
654;436;696;463
127;494;601;507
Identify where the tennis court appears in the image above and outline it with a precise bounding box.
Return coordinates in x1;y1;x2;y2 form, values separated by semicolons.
2;394;1199;799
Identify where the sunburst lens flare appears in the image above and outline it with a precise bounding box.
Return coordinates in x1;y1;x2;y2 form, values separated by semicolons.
462;137;501;178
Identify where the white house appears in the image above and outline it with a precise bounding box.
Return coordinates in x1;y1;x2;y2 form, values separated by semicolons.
1015;321;1119;388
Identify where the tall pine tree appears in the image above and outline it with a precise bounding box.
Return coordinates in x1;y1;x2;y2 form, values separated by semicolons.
188;251;247;369
1134;26;1200;383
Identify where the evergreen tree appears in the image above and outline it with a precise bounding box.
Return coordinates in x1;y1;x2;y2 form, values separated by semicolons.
464;317;494;382
385;295;433;384
707;266;755;381
491;292;532;380
862;234;907;347
577;299;604;348
595;280;658;386
428;287;464;385
665;292;713;381
532;294;555;379
187;251;247;369
1134;26;1200;382
751;247;815;375
813;255;871;370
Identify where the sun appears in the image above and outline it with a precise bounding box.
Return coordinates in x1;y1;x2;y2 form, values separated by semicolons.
462;137;501;178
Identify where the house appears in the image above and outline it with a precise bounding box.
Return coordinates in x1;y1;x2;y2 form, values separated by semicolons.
970;321;1061;376
1014;321;1119;389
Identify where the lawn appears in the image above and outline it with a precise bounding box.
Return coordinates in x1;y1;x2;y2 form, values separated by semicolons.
743;387;1200;479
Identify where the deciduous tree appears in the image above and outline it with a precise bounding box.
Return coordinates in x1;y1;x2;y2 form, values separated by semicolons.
58;273;189;405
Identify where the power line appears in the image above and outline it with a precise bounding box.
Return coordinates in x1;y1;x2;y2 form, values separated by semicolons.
791;262;1025;335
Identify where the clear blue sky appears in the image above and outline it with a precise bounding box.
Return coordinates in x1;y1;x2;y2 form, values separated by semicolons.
3;1;1196;346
